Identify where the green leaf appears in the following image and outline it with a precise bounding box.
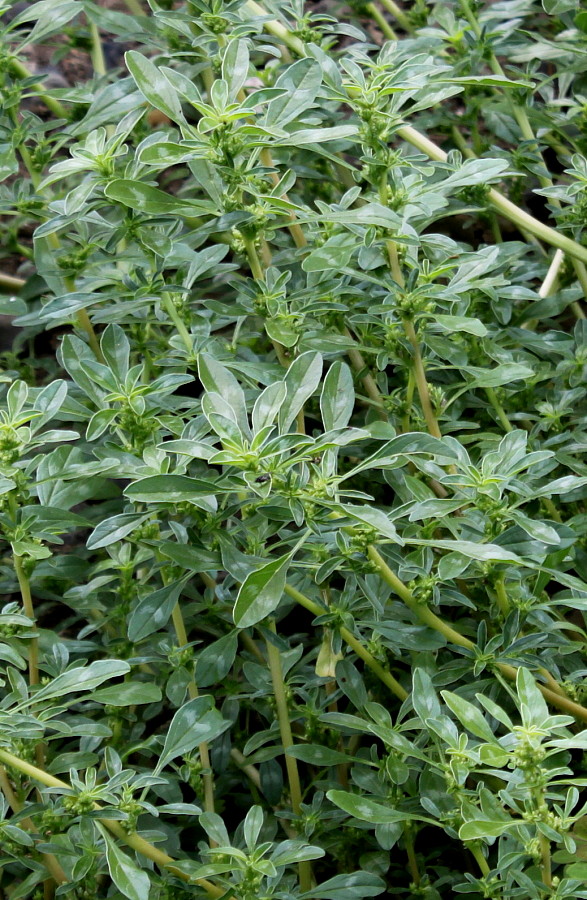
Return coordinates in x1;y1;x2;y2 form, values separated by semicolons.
125;50;185;123
87;513;151;550
265;58;322;127
102;830;151;900
516;667;549;728
340;504;404;544
233;553;292;628
92;682;162;706
464;363;535;389
320;361;354;430
198;354;249;436
222;39;250;98
195;632;238;687
326;791;435;826
441;691;498;744
459;820;514;841
278;351;323;432
509;511;560;545
286;745;351;766
155;696;230;774
127;581;186;642
411;668;441;722
28;660;131;706
542;0;576;13
104;180;216;217
124;475;218;512
306;872;386;899
434;315;487;336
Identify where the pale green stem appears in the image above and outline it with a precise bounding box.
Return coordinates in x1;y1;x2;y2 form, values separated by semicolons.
0;272;25;293
265;620;313;893
248;2;587;266
397;124;587;265
284;583;408;701
494;577;509;616
162;293;193;354
539;832;552;889
379;0;412;32
90;22;107;77
14;555;38;687
485;387;512;433
8;58;67;119
367;2;398;40
469;842;491;877
122;0;145;13
540;249;564;299
365;545;587;721
403;320;442;439
0;749;227;896
170;603;215;821
457;0;586;316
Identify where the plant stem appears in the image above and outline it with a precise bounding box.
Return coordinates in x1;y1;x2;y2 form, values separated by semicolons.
284;583;408;701
243;236;264;281
0;272;25;293
0;748;228;896
494;577;509;616
265;620;313;893
0;766;67;887
259;148;307;249
538;832;552;889
14;555;38;688
122;0;145;13
162;293;193;354
89;22;107;78
397;124;587;265
249;2;587;265
367;3;398;40
404;829;421;885
403;320;442;438
469;842;490;877
540;249;564;299
170;602;215;820
379;0;412;32
365;545;587;722
485;387;512;433
8;59;67;119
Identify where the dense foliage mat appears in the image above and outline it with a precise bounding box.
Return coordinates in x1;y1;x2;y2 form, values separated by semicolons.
2;0;587;897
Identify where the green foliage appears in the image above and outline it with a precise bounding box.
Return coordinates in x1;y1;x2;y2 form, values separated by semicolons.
0;0;587;897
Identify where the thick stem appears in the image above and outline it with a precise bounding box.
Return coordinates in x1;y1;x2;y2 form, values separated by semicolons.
265;620;313;893
494;577;510;616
